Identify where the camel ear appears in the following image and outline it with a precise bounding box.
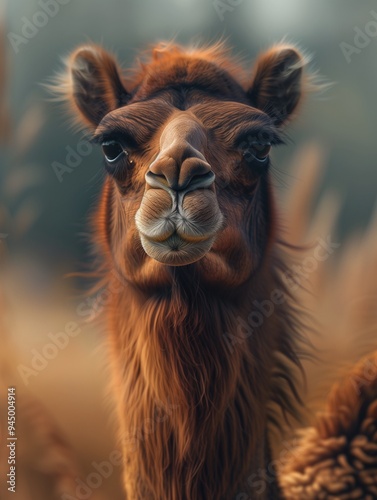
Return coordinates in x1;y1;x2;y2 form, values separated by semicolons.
247;45;307;126
58;45;130;128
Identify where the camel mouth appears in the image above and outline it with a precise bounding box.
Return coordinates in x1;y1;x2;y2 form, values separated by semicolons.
139;231;217;266
135;187;224;265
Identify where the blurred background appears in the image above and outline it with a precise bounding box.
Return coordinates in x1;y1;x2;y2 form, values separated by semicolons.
1;0;377;498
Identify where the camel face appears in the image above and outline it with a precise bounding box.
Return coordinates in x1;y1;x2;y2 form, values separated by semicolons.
60;42;306;289
136;107;277;278
94;99;279;287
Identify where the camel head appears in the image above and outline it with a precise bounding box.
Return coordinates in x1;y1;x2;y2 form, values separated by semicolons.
60;42;307;290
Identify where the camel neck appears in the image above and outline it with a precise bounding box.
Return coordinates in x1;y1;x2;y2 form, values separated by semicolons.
108;269;287;499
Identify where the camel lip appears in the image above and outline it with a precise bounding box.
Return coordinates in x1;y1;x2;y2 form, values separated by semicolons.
139;229;218;245
135;205;224;243
139;233;216;266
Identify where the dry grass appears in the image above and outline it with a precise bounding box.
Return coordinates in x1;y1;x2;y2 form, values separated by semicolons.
282;143;377;417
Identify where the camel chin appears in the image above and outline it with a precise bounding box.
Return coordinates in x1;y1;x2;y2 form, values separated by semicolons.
139;232;217;266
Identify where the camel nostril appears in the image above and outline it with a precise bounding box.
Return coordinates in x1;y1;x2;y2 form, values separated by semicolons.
183;170;215;192
145;171;171;190
178;159;212;190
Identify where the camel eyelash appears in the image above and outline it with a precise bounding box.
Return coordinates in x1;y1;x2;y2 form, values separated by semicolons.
91;130;138;149
234;129;285;150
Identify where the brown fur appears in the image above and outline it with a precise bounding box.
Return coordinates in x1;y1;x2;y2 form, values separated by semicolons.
280;352;377;498
54;41;311;499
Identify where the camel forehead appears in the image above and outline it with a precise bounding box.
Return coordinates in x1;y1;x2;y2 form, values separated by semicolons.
95;98;278;148
130;56;247;102
95;97;281;152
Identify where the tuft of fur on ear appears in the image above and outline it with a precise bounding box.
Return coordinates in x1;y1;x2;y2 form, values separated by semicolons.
48;44;130;128
247;44;312;126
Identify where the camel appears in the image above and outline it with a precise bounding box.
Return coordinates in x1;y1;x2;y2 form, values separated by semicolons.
53;41;377;499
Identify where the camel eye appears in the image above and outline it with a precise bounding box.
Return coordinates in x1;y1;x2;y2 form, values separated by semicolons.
102;141;126;163
247;143;271;162
252;143;271;160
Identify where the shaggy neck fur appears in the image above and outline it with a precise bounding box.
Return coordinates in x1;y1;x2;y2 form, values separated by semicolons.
106;257;301;499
